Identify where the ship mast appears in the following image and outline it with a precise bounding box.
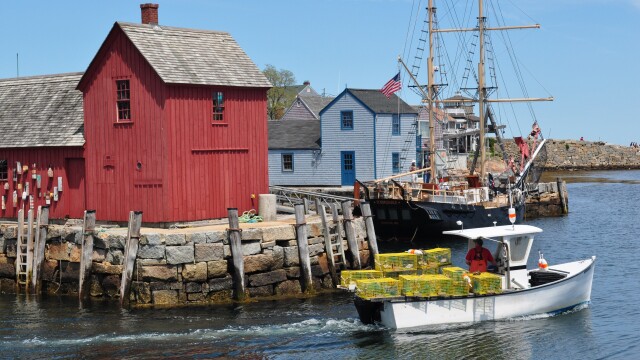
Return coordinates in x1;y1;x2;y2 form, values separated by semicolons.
427;0;436;183
478;0;486;181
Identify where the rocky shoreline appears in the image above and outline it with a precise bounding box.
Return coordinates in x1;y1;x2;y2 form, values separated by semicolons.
500;139;640;171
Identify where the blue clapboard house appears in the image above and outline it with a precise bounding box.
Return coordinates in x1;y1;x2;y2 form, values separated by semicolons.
268;88;418;186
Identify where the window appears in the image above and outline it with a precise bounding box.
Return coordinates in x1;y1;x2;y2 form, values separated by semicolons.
0;160;7;181
116;80;131;121
392;152;400;174
282;153;294;172
341;110;353;130
213;91;225;121
392;114;401;135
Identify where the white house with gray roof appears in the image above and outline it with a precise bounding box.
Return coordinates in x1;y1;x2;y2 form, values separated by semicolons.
268;88;418;186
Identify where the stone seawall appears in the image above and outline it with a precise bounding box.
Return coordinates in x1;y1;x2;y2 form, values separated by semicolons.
0;215;370;306
525;181;568;218
499;139;640;170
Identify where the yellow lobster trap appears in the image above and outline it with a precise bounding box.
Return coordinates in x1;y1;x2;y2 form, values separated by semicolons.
340;270;383;287
399;274;453;297
469;272;503;295
355;278;400;299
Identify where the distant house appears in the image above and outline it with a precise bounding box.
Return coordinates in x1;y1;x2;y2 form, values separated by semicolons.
1;4;271;222
268;120;321;186
268;88;418;186
281;82;334;121
415;105;451;166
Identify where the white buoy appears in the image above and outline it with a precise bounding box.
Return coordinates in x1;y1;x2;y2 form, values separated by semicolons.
538;252;548;271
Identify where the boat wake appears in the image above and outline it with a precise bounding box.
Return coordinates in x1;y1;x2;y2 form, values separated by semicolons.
15;317;380;347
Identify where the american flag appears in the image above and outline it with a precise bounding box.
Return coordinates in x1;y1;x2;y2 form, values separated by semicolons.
381;72;402;98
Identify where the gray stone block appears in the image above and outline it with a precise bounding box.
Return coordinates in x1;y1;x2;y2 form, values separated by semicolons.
208;275;233;292
242;241;262;256
186;232;207;244
166;244;195;265
308;237;324;245
308;243;324;257
223;245;231;258
165;233;186;246
263;226;295;242
241;228;262;241
153;290;179;305
207;260;228;278
194;243;224;262
1;226;17;239
138;244;166;259
106;249;124;265
206;231;226;243
185;282;203;293
140;265;178;282
261;241;276;249
182;262;207;282
138;258;168;266
283;246;299;267
248;269;287;287
141;233;163;245
248;285;273;297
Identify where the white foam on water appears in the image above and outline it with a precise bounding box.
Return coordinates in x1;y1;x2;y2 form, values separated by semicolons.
504;302;590;322
14;317;378;348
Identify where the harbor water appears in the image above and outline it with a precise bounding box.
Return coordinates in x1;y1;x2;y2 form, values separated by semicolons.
2;170;640;359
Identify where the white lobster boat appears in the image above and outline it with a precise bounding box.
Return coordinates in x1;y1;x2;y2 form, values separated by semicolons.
354;225;596;329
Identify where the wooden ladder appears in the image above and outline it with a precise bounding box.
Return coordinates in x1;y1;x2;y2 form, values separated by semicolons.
329;203;347;268
15;209;28;289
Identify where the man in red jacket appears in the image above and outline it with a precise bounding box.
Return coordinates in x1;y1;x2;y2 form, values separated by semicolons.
465;238;497;273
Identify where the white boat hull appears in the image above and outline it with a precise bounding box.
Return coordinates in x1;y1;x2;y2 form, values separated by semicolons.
377;258;595;329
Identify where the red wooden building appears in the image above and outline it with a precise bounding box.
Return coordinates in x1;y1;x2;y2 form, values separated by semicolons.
0;4;271;223
0;73;86;219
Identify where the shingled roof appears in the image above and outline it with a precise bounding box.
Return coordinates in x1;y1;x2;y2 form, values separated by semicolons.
81;22;271;88
338;89;417;115
0;73;84;148
268;120;321;150
300;94;334;119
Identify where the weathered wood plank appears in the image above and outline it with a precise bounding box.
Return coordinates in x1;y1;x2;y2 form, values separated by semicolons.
361;202;379;267
341;200;361;270
120;211;142;307
317;199;338;287
295;204;313;293
79;210;96;301
31;206;49;293
227;208;246;301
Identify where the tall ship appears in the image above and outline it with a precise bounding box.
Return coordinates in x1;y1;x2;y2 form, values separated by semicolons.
356;0;552;241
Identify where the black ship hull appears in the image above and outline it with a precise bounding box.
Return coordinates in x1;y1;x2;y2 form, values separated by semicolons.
367;198;524;241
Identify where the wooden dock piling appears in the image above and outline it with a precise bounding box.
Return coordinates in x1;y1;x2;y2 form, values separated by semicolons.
31;206;49;293
341;200;361;270
26;209;34;289
294;204;314;293
120;211;142;307
361;202;379;267
557;177;568;214
318;201;339;287
79;210;96;301
227;208;246;301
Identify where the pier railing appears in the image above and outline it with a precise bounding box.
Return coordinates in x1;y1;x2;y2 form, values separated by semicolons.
269;185;356;214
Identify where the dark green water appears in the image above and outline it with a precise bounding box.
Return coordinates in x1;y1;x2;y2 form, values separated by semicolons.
2;170;639;359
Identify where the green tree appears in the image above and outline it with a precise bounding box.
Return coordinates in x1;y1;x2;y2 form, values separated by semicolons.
263;64;297;120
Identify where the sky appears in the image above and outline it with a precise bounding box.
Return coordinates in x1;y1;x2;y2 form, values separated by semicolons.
1;0;639;145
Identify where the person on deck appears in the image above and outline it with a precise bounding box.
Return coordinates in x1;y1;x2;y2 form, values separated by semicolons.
465;238;497;273
409;160;418;183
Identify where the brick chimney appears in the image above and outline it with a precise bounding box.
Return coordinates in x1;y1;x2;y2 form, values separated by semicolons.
140;3;159;25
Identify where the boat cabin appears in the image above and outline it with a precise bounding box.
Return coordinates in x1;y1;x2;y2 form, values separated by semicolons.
443;224;543;290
